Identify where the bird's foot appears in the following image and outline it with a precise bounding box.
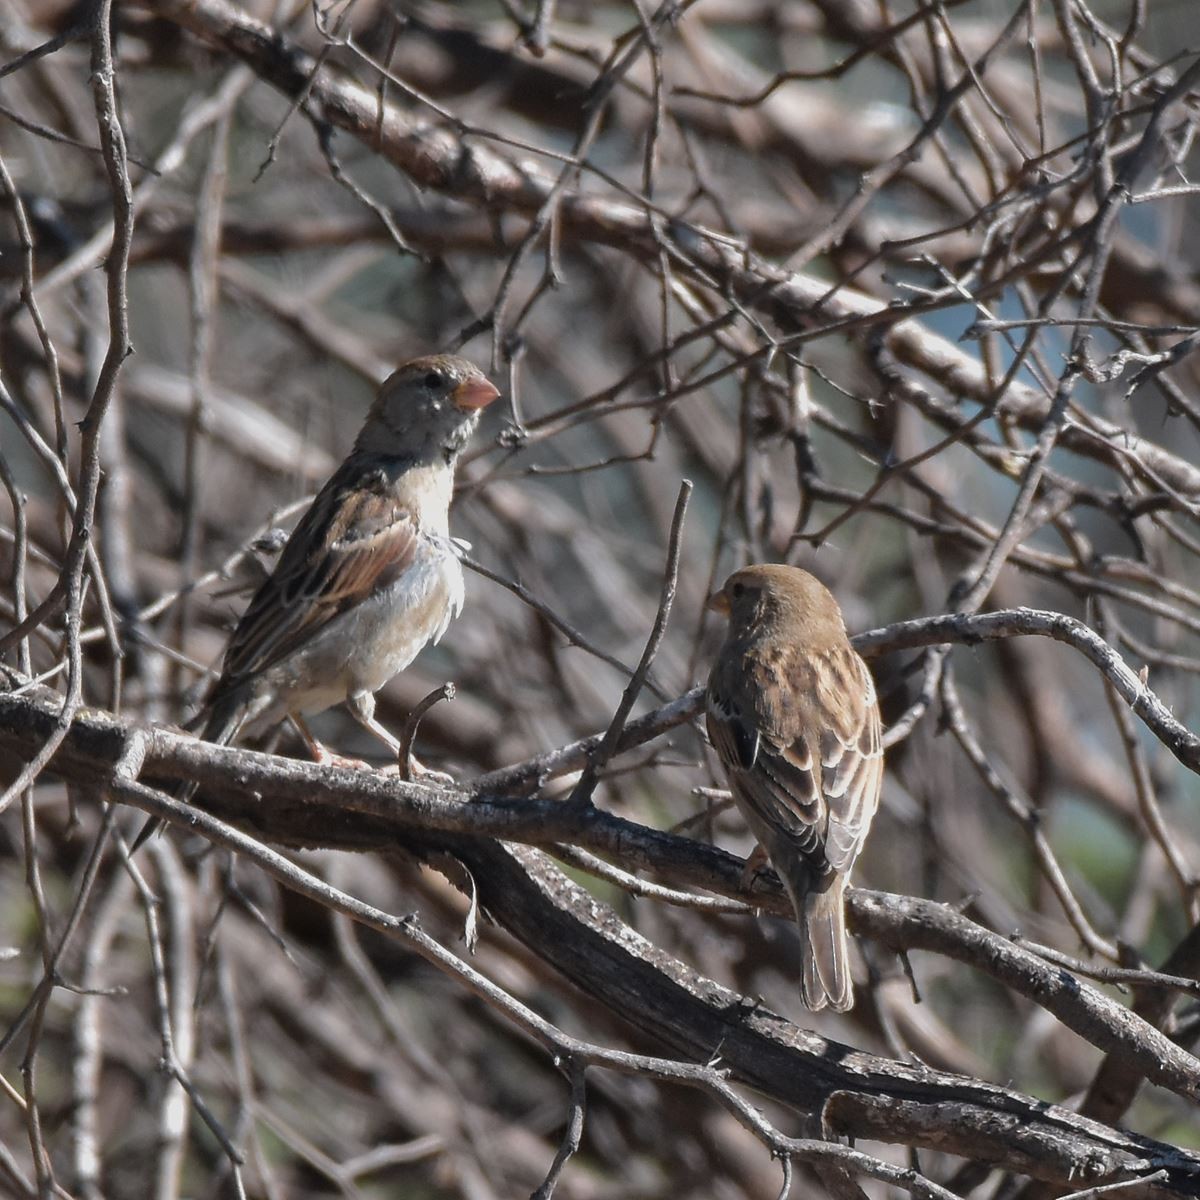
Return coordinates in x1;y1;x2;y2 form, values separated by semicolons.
293;715;371;769
313;746;374;771
739;844;772;892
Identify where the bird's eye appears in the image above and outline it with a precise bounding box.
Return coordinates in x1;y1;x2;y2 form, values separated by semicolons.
424;370;445;390
730;581;745;599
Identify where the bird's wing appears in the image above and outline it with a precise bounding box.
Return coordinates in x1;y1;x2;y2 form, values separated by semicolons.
216;459;422;687
805;648;882;874
707;643;882;879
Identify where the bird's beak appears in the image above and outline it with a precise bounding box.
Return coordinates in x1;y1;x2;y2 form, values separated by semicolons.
706;589;730;616
451;377;500;411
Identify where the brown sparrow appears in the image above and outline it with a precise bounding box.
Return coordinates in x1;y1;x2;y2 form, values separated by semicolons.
134;355;498;849
706;564;883;1011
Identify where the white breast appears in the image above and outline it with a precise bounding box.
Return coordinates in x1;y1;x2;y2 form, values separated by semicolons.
279;537;465;716
346;540;464;696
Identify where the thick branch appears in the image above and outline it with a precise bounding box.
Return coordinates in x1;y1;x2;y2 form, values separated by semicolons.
4;671;1200;1115
95;769;1200;1198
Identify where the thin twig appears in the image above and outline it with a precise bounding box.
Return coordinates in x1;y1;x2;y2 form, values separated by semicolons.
566;478;692;806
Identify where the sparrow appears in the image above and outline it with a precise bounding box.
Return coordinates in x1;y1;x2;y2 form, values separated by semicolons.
705;563;883;1012
133;354;498;850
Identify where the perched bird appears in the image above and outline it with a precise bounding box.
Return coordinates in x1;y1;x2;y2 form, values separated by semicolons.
133;354;498;850
705;564;883;1012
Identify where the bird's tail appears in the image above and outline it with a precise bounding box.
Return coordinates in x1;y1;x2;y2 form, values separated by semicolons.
794;877;853;1013
129;697;244;854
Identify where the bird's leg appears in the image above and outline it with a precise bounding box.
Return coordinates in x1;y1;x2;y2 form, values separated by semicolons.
740;844;772;892
290;714;326;758
347;693;453;783
345;692;402;754
290;714;370;770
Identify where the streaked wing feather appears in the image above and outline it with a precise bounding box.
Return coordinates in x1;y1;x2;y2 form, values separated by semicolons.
707;667;822;838
219;463;420;685
706;688;759;770
809;652;882;874
738;736;822;833
713;643;882;880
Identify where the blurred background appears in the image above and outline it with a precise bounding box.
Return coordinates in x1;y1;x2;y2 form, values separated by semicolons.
2;0;1200;1195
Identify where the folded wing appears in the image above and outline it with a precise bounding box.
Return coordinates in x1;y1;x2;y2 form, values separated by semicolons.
216;461;421;691
706;644;882;884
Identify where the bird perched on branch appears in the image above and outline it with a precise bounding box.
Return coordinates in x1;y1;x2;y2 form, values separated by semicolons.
705;563;883;1011
133;354;499;850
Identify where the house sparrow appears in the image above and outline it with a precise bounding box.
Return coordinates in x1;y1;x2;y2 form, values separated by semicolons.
133;354;498;850
706;564;883;1012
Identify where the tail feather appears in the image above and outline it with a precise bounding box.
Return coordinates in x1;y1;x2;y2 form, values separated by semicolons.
796;879;852;1013
129;698;244;854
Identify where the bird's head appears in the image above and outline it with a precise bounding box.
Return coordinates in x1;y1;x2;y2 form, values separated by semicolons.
356;355;500;462
708;563;847;642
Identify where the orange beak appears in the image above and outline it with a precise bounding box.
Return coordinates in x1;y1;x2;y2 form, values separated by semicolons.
706;589;730;616
452;376;500;411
